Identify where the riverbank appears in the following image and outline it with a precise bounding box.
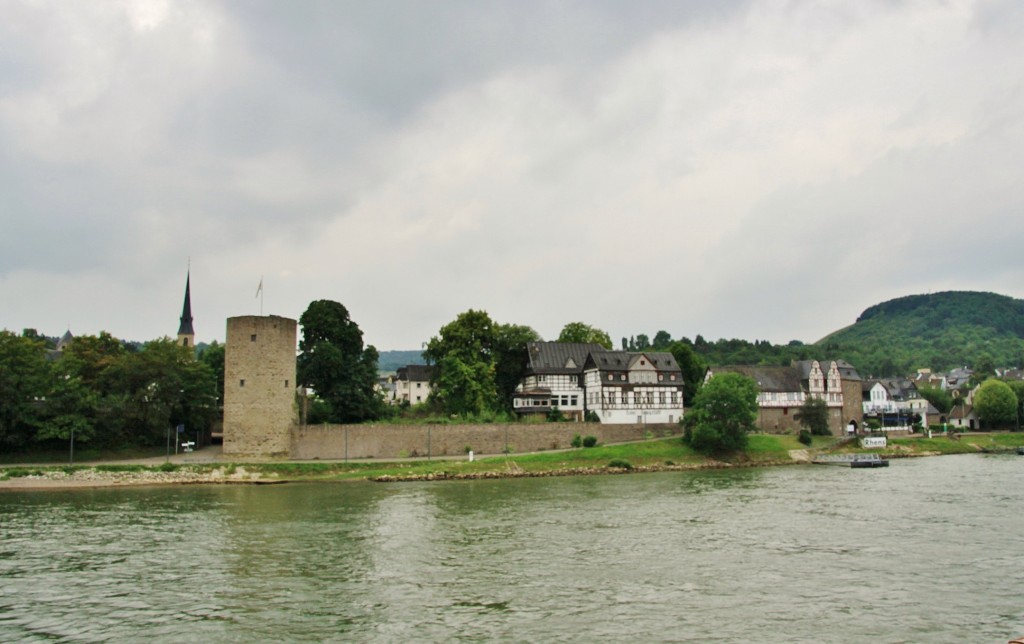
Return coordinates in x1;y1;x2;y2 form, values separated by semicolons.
2;432;1022;489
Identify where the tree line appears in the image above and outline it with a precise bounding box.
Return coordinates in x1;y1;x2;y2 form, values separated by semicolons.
0;330;220;453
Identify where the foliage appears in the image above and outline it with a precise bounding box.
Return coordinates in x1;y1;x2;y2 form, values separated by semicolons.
916;385;953;415
582;435;598;448
794;396;831;436
297;300;385;423
424;310;539;416
797;429;813;446
571;434;582;448
687;372;759;454
667;341;708;405
818;291;1024;376
557;322;613;349
546;406;566;422
973;379;1018;428
584;410;600;423
607;459;634;470
0;331;50;447
1005;380;1024;428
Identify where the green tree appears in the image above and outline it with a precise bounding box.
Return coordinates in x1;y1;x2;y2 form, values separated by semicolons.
1005;380;1024;429
634;333;651;350
493;323;541;411
557;322;613;349
652;330;673;350
794;395;831;436
973;379;1017;429
424;310;500;416
198;341;226;413
0;331;51;447
102;338;218;446
916;385;953;415
297;300;384;424
687;372;759;453
667;341;707;405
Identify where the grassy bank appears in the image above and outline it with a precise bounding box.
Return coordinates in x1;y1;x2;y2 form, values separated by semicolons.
3;432;1022;486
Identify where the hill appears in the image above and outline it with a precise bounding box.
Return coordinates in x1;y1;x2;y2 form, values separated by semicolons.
377;349;426;373
816;291;1024;377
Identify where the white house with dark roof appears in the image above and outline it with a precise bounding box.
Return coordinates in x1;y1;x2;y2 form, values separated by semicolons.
393;364;435;405
513;342;603;420
513;343;685;424
582;350;684;424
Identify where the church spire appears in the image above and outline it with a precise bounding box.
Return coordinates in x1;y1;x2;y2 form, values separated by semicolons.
177;271;195;348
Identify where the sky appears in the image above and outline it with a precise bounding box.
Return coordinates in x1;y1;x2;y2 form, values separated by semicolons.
2;0;1024;351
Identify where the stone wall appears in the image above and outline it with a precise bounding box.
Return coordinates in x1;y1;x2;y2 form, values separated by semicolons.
290;422;680;460
223;315;297;457
756;407;846;435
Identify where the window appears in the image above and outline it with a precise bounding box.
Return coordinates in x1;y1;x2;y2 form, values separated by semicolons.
571;396;578;406
240;379;245;387
620;374;626;381
416;383;422;388
284;380;289;388
670;374;676;381
608;374;614;381
250;334;257;342
658;374;664;381
539;375;547;383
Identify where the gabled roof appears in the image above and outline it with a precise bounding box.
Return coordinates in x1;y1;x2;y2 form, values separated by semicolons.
584;350;681;373
863;377;919;401
793;359;862;381
525;342;605;375
711;365;803;393
396;364;435;382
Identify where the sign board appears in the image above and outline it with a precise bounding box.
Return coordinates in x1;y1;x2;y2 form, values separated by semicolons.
861;436;887;449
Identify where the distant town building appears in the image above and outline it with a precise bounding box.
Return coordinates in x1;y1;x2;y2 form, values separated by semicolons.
705;360;863;435
393;365;435;405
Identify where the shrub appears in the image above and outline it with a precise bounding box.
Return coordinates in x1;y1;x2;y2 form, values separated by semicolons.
798;429;813;446
157;462;179;473
582;435;598;448
607;459;634;470
584;410;600;423
571;434;583;448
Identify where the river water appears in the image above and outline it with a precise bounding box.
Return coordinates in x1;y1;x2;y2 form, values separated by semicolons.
2;454;1022;643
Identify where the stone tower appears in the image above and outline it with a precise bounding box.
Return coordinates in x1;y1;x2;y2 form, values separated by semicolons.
177;272;195;349
222;315;297;456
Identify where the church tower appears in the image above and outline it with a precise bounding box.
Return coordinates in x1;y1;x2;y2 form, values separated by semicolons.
177;271;195;349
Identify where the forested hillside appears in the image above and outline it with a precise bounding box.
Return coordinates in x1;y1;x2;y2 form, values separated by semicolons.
816;291;1024;376
377;350;426;373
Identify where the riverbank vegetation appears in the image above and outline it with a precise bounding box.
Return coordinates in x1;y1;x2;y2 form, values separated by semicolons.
10;432;1022;487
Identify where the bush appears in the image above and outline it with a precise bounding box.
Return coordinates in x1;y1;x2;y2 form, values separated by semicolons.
156;462;179;473
584;410;600;423
582;435;598;448
798;429;813;446
607;459;633;470
571;434;583;448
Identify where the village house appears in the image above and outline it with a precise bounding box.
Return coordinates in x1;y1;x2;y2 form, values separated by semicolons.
513;342;685;424
392;364;435;406
705;360;863;435
512;342;604;421
582;349;685;424
862;377;937;428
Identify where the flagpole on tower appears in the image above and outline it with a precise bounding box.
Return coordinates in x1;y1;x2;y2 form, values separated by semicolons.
256;276;264;316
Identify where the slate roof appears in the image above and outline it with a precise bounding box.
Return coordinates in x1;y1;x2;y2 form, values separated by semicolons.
711;365;803;393
525;342;605;375
793;359;862;381
396;364;436;382
585;350;682;373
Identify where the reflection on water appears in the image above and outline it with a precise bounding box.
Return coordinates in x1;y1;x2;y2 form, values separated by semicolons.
2;455;1024;642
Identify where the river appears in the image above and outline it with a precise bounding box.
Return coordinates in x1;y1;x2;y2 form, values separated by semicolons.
2;454;1022;642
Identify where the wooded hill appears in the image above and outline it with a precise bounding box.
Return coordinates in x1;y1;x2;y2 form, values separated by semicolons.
817;291;1024;377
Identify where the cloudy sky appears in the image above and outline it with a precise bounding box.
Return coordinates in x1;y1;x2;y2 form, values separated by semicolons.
2;0;1023;350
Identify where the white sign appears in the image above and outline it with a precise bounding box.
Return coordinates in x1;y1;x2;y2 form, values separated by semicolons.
861;436;887;449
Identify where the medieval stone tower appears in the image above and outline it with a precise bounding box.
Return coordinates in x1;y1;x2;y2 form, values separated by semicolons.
222;315;297;456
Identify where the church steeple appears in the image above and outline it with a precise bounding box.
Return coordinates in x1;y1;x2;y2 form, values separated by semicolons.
177;271;195;348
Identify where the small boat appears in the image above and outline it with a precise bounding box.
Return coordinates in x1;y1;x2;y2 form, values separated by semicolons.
850;454;889;468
